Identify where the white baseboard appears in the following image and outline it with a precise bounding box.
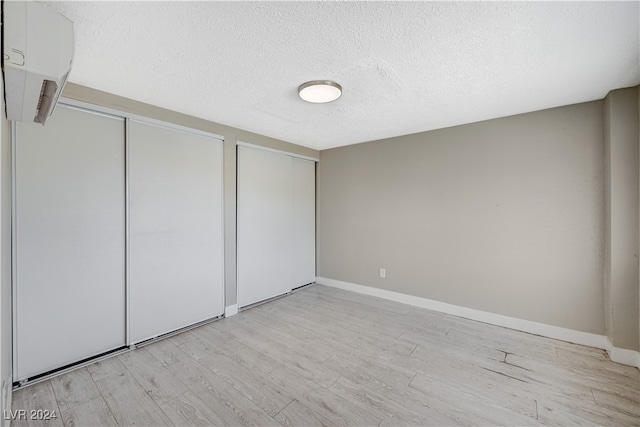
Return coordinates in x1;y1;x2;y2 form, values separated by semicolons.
316;277;639;369
605;338;640;368
224;304;238;317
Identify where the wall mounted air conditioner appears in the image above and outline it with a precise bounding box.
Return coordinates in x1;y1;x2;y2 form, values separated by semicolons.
3;1;74;124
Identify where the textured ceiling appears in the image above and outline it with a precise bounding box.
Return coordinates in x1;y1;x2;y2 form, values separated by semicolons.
43;1;639;150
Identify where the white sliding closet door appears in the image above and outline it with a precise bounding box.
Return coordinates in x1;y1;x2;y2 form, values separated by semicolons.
14;105;126;380
292;157;316;287
238;146;293;307
237;145;315;308
129;121;224;343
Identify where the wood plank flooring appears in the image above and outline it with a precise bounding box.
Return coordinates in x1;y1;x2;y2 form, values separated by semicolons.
11;284;640;426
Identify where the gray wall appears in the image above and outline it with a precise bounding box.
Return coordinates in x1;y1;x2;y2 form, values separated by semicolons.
317;101;605;335
604;87;639;351
1;82;13;425
62;83;319;308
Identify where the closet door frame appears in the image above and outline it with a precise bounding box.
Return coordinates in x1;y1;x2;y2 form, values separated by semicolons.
236;141;317;308
291;156;317;288
12;98;226;381
237;142;319;163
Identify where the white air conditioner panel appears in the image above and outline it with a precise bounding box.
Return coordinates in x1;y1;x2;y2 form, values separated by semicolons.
3;1;74;124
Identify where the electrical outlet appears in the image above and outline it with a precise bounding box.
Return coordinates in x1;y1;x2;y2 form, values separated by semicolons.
379;268;386;278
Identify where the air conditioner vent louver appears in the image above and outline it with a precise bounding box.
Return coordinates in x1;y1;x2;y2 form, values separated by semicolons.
34;80;58;124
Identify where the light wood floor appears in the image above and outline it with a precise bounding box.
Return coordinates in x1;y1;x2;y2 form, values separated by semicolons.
11;284;640;426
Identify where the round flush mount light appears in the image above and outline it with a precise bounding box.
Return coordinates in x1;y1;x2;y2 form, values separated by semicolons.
298;80;342;103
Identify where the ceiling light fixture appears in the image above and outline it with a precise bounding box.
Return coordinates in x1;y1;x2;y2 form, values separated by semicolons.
298;80;342;103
